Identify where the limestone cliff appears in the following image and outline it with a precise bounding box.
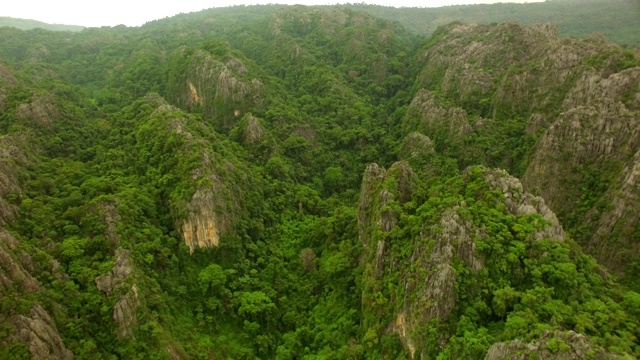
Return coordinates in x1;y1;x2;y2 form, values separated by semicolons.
523;68;640;272
0;63;18;110
170;48;263;131
0;229;40;294
182;187;230;252
7;305;73;360
143;95;246;253
409;21;640;275
1;230;73;359
94;210;140;339
16;94;60;126
485;330;617;360
239;113;267;146
0;134;72;358
95;249;140;339
403;89;473;144
418;23;624;117
359;163;569;358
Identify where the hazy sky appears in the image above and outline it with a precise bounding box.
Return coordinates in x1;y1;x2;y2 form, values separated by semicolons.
0;1;546;27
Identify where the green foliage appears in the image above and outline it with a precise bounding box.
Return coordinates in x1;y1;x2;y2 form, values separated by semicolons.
0;4;638;360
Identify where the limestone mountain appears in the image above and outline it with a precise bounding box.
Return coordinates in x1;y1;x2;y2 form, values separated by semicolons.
403;21;640;281
0;4;639;360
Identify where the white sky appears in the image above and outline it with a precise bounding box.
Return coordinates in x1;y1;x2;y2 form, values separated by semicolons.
0;1;545;28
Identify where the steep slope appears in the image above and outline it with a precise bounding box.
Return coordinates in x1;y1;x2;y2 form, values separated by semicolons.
359;163;636;359
347;0;640;47
405;21;640;278
1;5;639;360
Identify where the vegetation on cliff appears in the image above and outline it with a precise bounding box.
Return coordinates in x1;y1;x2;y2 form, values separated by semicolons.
0;2;639;359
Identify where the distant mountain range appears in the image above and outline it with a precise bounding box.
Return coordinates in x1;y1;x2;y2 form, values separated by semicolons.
0;16;84;32
1;0;638;46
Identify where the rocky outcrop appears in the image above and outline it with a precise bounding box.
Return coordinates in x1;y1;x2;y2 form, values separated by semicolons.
359;161;570;359
411;21;640;275
396;208;483;358
99;201;121;247
0;63;18;110
418;23;623;117
1;230;72;359
358;161;417;253
0;229;40;294
16;95;59;126
485;330;616;360
399;132;435;160
172;49;263;131
403;89;473;143
586;150;640;272
95;249;132;295
113;284;140;339
524;102;638;207
143;97;245;253
0;134;30;226
482;168;565;241
182;188;225;252
523;87;639;271
241;113;266;145
95;249;139;339
8;304;73;360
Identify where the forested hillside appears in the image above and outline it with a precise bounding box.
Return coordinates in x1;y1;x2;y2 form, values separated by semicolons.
348;0;640;47
0;17;84;32
0;3;639;360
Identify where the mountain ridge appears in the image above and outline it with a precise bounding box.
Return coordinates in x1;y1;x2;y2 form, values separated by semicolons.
0;4;639;359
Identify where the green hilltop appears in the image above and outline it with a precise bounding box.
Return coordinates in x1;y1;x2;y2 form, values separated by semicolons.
0;16;84;32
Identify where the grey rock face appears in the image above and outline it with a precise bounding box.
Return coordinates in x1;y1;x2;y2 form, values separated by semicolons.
481;167;566;241
485;330;616;360
95;248;132;295
0;229;41;294
9;305;73;360
95;249;139;339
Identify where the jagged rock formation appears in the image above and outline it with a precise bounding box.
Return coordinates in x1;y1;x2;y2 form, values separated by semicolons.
394;207;483;358
588;150;640;271
360;163;570;358
8;305;73;360
182;188;226;252
485;330;616;360
240;113;266;146
95;249;140;339
358;161;416;253
113;284;141;339
95;249;132;295
0;63;18;110
418;23;625;116
483;168;565;241
523;67;640;272
94;202;140;338
0;126;72;358
403;89;473;143
399;132;435;160
143;96;246;253
407;21;640;275
0;229;40;294
0;134;30;226
16;95;59;126
171;49;263;131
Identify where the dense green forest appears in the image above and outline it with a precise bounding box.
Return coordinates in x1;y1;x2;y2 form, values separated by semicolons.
347;0;640;47
0;17;84;32
3;0;638;46
0;2;639;360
